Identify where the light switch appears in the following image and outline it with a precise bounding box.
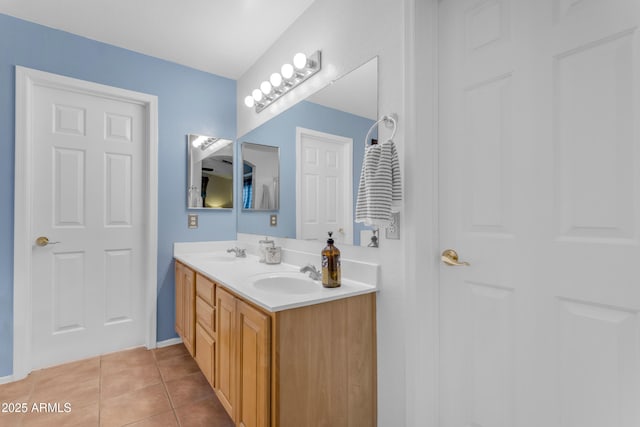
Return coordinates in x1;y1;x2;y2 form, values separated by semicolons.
270;214;277;227
188;214;198;229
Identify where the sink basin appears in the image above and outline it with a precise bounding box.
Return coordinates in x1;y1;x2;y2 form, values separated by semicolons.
249;272;319;295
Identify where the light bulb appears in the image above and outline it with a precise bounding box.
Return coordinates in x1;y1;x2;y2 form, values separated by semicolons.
293;52;307;70
252;89;263;102
281;63;294;80
270;72;283;88
260;81;272;95
192;136;206;148
244;95;255;108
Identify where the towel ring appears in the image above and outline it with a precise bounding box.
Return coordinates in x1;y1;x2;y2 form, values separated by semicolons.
364;114;398;147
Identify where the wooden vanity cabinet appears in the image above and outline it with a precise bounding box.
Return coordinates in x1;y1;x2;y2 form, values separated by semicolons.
175;260;377;427
174;261;195;356
215;286;237;419
236;300;271;427
273;293;377;427
194;274;216;387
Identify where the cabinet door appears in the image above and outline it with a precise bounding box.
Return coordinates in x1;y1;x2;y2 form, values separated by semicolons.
174;262;184;337
216;286;236;420
237;300;270;427
195;322;215;387
182;266;196;356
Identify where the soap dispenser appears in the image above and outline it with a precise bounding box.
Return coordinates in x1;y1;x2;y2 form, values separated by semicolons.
258;236;274;263
321;232;341;288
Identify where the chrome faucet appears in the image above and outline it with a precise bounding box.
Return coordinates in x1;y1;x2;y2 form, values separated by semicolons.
226;247;246;257
300;264;321;280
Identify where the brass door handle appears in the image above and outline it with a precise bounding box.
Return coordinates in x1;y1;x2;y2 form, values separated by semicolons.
35;236;61;247
441;249;470;266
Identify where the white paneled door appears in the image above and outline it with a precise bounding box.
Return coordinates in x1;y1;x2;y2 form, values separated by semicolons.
296;127;353;244
29;80;147;370
439;1;640;426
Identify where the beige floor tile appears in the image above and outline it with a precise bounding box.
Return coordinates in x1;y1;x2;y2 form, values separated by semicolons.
164;371;215;409
156;355;200;382
0;375;35;401
100;383;171;427
101;363;161;400
102;346;149;363
30;375;100;411
31;357;100;390
174;397;234;427
2;344;233;427
21;401;99;427
152;344;189;362
101;347;156;373
0;409;27;427
123;410;178;427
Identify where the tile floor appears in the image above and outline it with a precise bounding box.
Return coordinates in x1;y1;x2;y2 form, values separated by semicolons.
0;344;234;426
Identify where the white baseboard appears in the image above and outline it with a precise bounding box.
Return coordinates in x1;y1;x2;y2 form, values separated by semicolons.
0;375;14;385
156;337;182;348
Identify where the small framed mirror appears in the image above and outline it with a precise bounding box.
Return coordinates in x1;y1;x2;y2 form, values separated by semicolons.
241;142;280;210
187;134;234;209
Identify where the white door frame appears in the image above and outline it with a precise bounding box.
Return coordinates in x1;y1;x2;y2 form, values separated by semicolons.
403;0;440;426
295;127;353;244
13;66;159;380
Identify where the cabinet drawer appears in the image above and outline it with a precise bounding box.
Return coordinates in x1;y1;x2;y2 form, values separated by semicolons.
196;274;215;306
196;296;215;334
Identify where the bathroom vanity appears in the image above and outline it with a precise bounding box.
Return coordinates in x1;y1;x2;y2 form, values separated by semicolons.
173;245;378;427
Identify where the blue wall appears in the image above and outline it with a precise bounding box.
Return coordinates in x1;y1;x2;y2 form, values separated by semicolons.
237;101;375;246
0;14;236;376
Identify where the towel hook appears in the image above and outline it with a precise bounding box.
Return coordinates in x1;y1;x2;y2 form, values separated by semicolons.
364;113;398;147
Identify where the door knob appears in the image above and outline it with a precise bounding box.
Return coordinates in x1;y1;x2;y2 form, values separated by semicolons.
441;249;470;266
35;236;60;247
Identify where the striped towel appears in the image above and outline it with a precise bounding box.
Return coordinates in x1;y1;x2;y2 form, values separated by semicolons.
355;140;402;227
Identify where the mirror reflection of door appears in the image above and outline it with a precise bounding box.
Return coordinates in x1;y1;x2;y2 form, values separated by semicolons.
242;161;255;209
296;127;353;245
241;142;280;211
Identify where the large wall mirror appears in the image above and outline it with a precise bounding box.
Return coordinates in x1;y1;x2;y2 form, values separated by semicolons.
236;56;378;246
187;134;234;209
241;142;280;210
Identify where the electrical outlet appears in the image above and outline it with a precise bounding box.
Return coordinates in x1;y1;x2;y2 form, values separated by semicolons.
188;214;198;229
386;212;400;239
270;214;277;227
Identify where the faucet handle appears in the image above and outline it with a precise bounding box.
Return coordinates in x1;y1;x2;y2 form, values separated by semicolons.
226;247;246;257
300;264;322;280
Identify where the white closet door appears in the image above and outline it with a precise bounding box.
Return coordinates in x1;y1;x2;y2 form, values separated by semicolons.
439;0;640;426
30;83;146;369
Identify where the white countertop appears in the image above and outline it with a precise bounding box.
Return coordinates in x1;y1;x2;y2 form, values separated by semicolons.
174;246;378;313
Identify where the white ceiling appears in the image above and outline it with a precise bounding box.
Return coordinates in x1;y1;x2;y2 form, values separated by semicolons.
0;0;317;79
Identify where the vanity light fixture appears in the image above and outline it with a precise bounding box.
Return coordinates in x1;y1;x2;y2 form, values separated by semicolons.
199;137;219;151
193;136;232;153
245;50;322;113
